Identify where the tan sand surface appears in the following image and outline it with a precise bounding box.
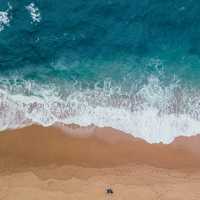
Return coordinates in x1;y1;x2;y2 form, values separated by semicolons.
0;125;200;199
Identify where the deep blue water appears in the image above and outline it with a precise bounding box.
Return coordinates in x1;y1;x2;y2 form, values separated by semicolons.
1;0;200;143
1;0;200;85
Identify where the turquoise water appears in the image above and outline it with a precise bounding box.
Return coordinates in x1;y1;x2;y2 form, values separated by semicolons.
1;0;200;143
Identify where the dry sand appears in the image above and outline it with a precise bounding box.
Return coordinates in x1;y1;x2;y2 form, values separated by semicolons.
1;125;200;199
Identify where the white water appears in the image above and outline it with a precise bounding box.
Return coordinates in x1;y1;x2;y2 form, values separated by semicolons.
0;3;12;32
0;76;200;144
26;2;41;23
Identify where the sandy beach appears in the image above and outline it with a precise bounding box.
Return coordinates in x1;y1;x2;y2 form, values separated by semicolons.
0;125;200;199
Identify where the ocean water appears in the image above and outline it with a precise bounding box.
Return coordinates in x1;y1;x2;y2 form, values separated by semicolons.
1;0;200;143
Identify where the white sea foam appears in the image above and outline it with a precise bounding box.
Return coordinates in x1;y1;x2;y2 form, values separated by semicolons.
0;3;12;32
0;77;200;144
26;3;41;23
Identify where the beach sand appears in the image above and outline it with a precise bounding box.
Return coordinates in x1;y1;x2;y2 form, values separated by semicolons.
1;125;200;199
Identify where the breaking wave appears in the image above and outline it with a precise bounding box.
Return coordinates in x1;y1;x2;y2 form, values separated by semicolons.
1;74;200;144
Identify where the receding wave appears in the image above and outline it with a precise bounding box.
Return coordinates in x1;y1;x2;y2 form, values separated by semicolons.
1;74;200;144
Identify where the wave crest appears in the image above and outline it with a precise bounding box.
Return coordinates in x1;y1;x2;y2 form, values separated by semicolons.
0;3;12;32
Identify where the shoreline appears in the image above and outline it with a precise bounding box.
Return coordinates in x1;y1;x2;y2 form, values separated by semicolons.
0;124;200;171
1;125;200;199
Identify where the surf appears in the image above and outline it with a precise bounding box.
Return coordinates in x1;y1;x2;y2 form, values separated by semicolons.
1;74;200;144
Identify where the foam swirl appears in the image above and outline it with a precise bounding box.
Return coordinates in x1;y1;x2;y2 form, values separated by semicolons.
1;76;200;144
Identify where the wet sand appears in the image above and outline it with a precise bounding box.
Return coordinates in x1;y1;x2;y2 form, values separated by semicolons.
0;125;200;199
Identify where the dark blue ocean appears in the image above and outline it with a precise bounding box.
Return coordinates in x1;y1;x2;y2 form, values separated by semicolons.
1;0;200;143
